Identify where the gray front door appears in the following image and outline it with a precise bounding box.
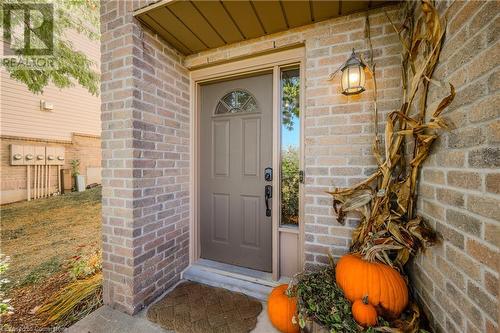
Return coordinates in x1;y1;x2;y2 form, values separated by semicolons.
200;73;273;272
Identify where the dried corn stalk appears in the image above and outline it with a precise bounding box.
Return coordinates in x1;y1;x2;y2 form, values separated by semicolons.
329;0;455;270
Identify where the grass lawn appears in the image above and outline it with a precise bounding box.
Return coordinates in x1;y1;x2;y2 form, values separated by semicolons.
1;187;102;330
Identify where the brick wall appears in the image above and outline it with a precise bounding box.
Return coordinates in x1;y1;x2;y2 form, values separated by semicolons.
0;133;101;204
185;6;403;268
184;2;499;331
100;0;190;314
410;1;499;333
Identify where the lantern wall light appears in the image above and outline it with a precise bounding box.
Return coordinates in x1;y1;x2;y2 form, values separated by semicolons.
328;49;368;96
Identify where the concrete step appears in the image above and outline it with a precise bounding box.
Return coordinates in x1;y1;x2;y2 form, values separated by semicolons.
182;260;289;301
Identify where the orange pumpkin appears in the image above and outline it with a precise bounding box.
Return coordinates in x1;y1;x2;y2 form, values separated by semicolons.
336;254;408;319
267;284;299;333
352;297;377;327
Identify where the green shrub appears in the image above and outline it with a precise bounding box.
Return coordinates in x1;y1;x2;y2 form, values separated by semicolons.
281;146;300;225
70;159;80;178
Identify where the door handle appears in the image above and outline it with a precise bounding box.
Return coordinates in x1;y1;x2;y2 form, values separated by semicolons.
265;185;272;217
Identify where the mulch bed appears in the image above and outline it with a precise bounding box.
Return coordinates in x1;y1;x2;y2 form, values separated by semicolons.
147;281;263;333
1;272;70;332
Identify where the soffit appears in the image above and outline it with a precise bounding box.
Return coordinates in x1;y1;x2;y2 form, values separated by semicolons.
134;0;391;56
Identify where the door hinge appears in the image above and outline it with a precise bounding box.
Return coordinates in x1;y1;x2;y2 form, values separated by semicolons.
299;170;304;184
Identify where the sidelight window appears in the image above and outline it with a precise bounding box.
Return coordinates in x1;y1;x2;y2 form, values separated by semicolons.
280;68;300;226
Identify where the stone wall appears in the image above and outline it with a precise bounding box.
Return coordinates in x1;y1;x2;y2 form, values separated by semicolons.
100;0;190;314
410;1;499;333
0;133;101;204
185;6;403;268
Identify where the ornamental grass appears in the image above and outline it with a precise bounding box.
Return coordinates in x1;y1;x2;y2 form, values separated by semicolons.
36;250;103;328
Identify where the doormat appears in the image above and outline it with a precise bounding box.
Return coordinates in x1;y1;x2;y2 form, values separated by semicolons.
147;281;263;333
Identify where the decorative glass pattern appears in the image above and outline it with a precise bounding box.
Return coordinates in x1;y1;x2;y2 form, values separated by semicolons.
215;90;257;114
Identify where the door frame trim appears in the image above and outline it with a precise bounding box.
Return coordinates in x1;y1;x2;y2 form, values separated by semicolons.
189;46;305;280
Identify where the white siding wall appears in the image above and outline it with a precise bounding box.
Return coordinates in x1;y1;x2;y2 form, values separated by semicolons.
0;30;100;140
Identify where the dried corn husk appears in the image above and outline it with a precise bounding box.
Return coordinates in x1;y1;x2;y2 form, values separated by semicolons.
328;0;454;271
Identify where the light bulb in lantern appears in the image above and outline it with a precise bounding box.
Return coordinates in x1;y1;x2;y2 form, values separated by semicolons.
349;71;359;85
340;49;366;95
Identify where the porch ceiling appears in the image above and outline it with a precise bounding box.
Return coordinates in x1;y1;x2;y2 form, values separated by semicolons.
134;0;391;55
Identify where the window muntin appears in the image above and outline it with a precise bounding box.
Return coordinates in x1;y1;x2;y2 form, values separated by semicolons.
215;90;257;114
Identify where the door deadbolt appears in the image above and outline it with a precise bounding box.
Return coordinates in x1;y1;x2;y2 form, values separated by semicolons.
264;167;273;181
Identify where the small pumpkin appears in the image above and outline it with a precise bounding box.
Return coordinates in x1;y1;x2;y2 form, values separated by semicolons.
267;284;299;333
352;296;377;327
336;254;408;319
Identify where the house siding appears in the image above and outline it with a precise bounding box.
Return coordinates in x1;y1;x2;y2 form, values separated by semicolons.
0;30;100;141
100;0;190;314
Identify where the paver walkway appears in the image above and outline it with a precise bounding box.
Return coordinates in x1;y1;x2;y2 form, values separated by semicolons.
66;302;279;333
